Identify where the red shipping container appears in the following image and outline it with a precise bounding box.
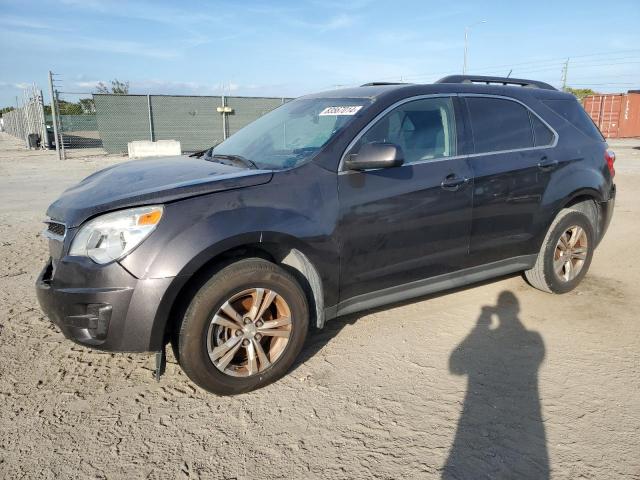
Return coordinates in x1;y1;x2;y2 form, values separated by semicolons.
583;93;640;138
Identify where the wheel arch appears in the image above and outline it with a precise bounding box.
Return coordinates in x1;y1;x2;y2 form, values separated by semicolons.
148;233;327;351
535;187;603;253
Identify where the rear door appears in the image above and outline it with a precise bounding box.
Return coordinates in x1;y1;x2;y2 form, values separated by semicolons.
462;95;558;265
337;96;474;302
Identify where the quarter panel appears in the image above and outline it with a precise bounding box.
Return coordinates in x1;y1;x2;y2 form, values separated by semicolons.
530;142;610;250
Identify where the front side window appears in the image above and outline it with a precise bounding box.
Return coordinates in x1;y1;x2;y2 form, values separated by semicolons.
213;97;371;170
466;97;534;153
350;97;457;164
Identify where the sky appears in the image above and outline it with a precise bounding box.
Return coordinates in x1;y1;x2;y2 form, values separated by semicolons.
1;0;639;106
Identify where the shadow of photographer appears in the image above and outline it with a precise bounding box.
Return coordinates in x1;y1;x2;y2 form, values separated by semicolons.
443;291;549;479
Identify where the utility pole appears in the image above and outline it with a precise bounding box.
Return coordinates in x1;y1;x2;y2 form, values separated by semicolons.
463;20;487;74
55;89;65;160
48;71;62;160
561;58;569;92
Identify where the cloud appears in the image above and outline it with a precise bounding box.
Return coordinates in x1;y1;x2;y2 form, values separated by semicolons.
64;79;286;97
0;15;59;30
239;3;356;32
58;0;223;25
2;30;180;59
277;12;357;31
376;31;461;51
0;81;32;90
307;0;375;10
125;80;235;96
323;14;355;30
74;80;104;89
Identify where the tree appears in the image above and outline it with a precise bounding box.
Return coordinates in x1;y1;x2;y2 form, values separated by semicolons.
0;106;15;117
57;100;83;115
96;79;130;95
565;87;597;101
79;98;96;113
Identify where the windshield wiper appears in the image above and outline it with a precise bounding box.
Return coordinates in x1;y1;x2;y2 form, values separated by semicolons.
189;142;220;158
211;154;258;170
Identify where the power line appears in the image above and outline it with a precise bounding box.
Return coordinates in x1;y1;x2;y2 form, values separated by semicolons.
512;61;640;75
470;53;640;73
568;82;639;86
357;48;640;84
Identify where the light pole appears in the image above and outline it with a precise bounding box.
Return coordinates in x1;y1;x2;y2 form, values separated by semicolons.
463;20;487;74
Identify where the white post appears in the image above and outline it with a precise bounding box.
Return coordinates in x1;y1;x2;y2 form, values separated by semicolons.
48;71;62;160
147;94;154;141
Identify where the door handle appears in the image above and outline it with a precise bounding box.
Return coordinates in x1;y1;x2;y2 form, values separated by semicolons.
441;174;470;192
537;156;558;171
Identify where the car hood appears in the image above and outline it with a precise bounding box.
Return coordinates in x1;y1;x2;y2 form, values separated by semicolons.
47;156;273;227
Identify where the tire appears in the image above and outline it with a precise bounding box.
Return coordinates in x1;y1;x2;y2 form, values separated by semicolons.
524;209;595;294
177;258;309;395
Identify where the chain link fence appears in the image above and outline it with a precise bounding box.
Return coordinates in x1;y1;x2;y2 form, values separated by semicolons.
1;84;48;149
54;91;291;156
2;73;293;159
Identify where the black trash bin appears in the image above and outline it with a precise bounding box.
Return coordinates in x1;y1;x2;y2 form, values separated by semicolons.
28;133;41;149
45;126;55;149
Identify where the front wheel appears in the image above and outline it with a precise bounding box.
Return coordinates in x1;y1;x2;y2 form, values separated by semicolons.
524;210;595;294
177;258;309;395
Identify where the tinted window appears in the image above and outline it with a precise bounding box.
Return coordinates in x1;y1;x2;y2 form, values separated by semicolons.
466;97;534;153
542;99;605;141
530;113;555;147
353;97;456;164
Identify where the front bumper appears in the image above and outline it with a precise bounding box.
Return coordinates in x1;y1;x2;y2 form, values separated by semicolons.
36;256;175;352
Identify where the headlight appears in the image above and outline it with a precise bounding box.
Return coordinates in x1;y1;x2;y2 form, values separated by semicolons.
69;205;164;264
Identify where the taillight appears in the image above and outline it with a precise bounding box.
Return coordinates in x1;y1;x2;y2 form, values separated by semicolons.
605;149;615;178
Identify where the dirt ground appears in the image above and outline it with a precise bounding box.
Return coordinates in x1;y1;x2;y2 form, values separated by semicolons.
0;132;638;479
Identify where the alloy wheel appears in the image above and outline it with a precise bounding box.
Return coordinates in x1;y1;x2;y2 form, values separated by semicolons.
206;288;292;377
554;225;589;282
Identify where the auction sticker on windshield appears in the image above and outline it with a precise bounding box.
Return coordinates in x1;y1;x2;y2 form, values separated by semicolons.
319;106;363;116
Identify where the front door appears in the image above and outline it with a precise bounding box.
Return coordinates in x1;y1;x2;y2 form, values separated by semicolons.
337;96;474;303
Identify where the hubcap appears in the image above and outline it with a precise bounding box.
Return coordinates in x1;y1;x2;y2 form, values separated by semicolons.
206;288;292;377
554;225;588;282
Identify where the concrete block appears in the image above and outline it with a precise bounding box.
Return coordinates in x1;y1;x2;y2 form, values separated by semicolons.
128;140;181;158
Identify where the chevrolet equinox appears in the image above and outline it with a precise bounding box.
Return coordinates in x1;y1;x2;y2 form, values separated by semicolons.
36;75;616;394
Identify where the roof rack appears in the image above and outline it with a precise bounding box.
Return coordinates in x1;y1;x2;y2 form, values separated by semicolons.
435;75;557;91
360;82;410;87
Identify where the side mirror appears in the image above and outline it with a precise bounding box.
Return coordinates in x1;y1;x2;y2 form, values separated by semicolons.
344;142;404;171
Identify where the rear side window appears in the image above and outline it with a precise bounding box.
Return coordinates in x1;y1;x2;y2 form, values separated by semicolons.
466;97;534;153
542;99;605;141
530;114;555;147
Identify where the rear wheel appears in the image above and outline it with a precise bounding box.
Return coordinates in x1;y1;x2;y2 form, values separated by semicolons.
524;210;595;294
177;258;309;395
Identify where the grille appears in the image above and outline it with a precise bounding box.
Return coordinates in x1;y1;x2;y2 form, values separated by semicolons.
47;222;66;237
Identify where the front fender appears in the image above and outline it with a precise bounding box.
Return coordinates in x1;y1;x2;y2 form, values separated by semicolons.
118;164;339;350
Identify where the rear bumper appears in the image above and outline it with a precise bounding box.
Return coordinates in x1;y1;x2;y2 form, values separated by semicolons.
36;257;174;352
598;183;616;244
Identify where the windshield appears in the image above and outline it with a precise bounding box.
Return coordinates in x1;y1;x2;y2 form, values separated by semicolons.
211;97;372;170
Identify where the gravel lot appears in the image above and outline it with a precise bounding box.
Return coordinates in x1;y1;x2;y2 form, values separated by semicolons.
0;132;638;479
